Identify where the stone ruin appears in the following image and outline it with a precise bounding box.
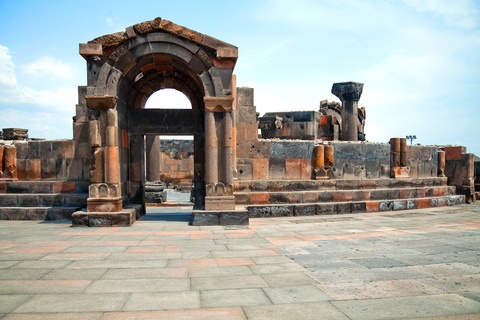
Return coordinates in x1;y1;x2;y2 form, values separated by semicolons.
0;17;478;226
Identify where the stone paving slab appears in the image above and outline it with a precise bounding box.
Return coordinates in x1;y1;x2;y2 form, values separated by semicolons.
0;203;480;319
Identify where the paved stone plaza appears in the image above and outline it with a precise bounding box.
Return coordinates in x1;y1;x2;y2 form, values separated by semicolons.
0;201;480;319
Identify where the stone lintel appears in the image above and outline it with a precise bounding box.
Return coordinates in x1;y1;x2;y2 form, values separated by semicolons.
332;81;364;102
204;97;234;112
79;43;103;59
85;95;118;110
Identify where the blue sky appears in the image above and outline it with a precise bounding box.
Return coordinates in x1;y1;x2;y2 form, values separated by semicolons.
0;0;479;155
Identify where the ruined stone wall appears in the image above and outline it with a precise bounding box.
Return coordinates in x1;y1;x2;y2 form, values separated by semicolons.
159;140;194;188
407;145;438;178
11;140;89;183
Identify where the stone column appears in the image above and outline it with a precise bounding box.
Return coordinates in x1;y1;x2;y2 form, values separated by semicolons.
389;137;409;178
2;145;17;180
204;97;235;210
331;82;364;141
85;95;122;212
438;150;445;177
313;145;333;179
145;135;160;182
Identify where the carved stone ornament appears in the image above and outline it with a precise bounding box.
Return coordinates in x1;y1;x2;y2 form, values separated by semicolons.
259;116;283;139
332;82;364;102
204;97;234;112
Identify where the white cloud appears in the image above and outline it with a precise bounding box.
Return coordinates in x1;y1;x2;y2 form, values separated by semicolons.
0;45;17;86
402;0;479;29
0;45;76;139
21;55;76;80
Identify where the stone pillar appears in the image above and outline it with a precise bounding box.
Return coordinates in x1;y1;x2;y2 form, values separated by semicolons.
313;145;333;179
438;150;445;177
389;137;409;178
145;135;160;182
232;74;238;179
85;95;122;212
331;82;364;141
204;97;235;210
2;145;17;180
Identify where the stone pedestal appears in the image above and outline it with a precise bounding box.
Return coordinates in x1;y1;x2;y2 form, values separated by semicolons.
331;82;364;141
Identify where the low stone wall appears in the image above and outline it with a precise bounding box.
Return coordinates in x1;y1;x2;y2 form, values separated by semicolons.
159;139;194;188
0;139;89;182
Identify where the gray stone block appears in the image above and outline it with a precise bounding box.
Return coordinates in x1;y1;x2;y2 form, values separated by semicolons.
51;141;63;159
192;212;220;226
270;141;314;160
251;181;268;191
219;211;249;225
237;159;253;180
379;201;394;211
0;195;17;206
14;141;28;159
393;200;407;210
294;204;316;216
39;141;53;158
41;158;57;180
315;203;337;215
351;202;366;213
269;158;286;180
27;141;40;158
336;203;351;214
18;195;40;207
269;193;290;204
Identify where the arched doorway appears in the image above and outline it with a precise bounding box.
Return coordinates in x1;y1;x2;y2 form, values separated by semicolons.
73;18;245;226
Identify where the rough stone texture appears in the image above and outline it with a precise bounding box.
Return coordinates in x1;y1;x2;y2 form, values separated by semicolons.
2;128;28;140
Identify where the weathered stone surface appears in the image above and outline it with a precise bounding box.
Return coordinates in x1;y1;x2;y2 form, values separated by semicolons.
2;128;28;140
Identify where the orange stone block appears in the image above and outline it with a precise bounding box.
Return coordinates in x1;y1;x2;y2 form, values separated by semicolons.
300;158;312;179
250;193;269;205
433;187;443;196
252;158;269;180
313;146;324;168
319;115;328;125
333;191;353;202
62;140;75;159
366;202;379;212
52;182;76;194
27;159;41;181
444;146;462;161
418;198;429;209
105;146;119;184
324;146;334;166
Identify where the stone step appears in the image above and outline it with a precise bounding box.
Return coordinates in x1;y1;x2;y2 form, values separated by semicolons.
235;186;456;205
246;195;465;218
0;180;89;194
0;194;88;207
234;177;447;193
0;206;82;221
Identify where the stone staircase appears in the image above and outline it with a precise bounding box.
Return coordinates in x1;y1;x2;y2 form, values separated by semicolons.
234;178;465;217
0;181;88;221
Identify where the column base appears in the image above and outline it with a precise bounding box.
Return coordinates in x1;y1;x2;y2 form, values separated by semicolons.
87;197;122;212
205;196;236;210
313;167;332;180
391;167;409;179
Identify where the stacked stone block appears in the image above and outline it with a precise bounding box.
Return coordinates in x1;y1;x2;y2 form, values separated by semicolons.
0;145;17;179
445;146;476;203
159;140;194;189
9;140;87;183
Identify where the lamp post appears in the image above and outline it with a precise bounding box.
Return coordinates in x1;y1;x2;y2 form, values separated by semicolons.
406;135;417;145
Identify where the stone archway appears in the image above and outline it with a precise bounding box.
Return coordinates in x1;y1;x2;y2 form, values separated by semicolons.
73;18;246;226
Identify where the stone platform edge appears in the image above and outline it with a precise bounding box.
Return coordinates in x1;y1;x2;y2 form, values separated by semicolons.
72;204;144;227
192;208;249;226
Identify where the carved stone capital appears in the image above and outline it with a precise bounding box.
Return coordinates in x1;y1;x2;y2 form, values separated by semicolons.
89;183;120;198
331;82;364;102
259;116;283;139
204;97;234;112
86;95;118;110
206;182;233;197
